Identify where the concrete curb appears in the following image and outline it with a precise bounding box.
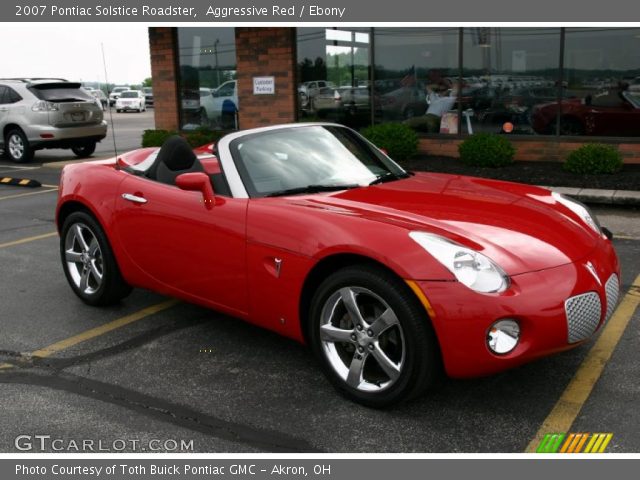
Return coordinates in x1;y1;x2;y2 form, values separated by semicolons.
540;186;640;207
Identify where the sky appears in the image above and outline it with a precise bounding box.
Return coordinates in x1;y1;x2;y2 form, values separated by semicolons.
0;25;151;85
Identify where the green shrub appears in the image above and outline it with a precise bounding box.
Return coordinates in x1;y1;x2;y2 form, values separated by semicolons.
563;143;623;174
141;128;225;149
458;133;515;168
361;123;419;161
141;129;178;147
183;128;225;148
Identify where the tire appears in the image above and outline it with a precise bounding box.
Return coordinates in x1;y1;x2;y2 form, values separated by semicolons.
4;128;34;163
308;265;441;407
71;141;97;158
199;108;209;126
60;211;132;306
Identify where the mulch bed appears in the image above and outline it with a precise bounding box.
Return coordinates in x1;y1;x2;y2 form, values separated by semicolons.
401;155;640;191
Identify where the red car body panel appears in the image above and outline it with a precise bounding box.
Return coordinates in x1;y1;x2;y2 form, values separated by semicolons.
56;147;620;378
532;97;640;136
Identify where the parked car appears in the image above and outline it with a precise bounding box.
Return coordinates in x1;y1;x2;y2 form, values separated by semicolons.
379;85;427;119
109;86;129;106
143;87;154;107
56;123;619;406
0;78;107;162
115;90;146;113
200;81;238;129
89;89;108;110
532;90;640;136
298;80;335;111
313;86;371;118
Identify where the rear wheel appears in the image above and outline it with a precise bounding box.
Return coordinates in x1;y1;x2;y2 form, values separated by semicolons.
60;211;132;306
309;265;440;407
71;141;97;158
4;129;34;163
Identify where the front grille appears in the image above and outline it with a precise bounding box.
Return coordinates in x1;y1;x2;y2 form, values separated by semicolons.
565;292;602;344
604;274;620;322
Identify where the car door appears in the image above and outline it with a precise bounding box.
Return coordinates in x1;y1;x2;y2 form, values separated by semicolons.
112;174;249;315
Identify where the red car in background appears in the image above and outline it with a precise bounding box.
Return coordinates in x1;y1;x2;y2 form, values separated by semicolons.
532;90;640;136
56;123;620;407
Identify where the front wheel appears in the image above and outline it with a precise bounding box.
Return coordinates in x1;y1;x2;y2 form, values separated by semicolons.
309;265;441;407
60;211;132;306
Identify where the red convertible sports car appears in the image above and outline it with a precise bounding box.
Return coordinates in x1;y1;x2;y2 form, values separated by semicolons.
56;123;620;407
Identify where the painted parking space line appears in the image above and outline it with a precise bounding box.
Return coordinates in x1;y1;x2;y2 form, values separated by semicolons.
0;232;57;249
0;188;58;201
0;299;180;372
29;299;180;359
526;274;640;452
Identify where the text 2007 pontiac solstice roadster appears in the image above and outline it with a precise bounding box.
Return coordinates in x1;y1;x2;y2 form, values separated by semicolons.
56;123;620;406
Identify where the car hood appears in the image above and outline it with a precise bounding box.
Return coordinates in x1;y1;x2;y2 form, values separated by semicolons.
288;172;598;276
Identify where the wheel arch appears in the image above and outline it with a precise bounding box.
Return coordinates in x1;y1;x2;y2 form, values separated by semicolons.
3;123;24;139
298;252;438;348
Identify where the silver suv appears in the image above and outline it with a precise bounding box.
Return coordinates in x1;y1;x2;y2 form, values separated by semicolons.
0;78;107;163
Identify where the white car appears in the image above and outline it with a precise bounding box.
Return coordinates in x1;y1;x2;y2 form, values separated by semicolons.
115;90;146;113
109;86;130;106
199;81;238;128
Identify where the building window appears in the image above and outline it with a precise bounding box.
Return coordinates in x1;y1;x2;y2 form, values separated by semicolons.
462;28;561;136
177;27;238;131
374;28;459;133
559;28;640;137
297;28;372;129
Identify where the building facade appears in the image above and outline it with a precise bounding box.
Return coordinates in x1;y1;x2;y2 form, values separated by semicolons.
149;27;640;163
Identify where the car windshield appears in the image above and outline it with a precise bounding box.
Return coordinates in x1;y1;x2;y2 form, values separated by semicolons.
230;125;408;197
120;91;139;98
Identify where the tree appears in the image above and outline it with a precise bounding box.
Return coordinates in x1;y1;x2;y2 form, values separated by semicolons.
142;77;153;87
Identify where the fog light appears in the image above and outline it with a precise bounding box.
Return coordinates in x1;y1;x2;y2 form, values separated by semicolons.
487;319;520;355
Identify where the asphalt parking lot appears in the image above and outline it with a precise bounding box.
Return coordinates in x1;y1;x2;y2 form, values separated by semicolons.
0;116;639;453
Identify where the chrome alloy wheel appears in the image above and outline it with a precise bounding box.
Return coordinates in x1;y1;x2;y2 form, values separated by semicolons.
64;223;104;295
319;287;406;392
8;133;25;159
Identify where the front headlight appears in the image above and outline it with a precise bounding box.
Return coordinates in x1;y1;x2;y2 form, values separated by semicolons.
409;232;510;293
551;192;601;235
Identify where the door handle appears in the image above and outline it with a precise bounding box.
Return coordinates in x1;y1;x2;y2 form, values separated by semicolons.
0;108;8;112
122;193;147;204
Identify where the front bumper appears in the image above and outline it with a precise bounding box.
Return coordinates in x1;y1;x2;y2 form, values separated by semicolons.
416;238;620;378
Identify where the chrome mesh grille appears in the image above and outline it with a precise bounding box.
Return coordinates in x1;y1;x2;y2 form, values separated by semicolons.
604;274;620;322
565;292;602;344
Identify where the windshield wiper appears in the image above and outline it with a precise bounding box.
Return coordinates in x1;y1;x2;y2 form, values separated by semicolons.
264;184;359;197
368;172;409;186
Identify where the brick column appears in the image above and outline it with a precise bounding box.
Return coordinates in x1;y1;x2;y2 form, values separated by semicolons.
148;27;180;130
235;28;297;129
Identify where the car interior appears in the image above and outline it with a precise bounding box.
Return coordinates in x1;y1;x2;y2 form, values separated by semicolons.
122;136;231;196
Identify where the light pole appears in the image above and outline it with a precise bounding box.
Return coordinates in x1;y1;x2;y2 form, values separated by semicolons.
214;38;220;86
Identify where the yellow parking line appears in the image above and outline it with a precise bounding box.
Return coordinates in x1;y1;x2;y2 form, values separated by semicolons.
526;274;640;452
0;188;58;201
0;363;13;370
30;299;180;359
0;232;57;249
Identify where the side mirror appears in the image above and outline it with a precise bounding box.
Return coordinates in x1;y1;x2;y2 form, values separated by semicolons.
176;172;215;209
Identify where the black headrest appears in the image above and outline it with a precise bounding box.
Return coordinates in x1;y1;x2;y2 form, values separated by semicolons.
157;136;197;171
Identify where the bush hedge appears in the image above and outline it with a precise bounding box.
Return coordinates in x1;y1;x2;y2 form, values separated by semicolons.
458;133;515;168
141;128;226;148
361;123;419;161
563;143;623;174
